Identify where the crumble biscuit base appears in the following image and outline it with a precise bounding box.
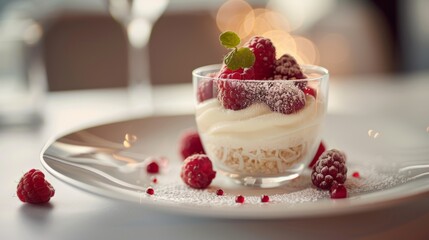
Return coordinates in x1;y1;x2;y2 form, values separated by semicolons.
207;144;307;175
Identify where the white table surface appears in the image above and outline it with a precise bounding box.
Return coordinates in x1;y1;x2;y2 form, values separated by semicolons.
1;73;429;240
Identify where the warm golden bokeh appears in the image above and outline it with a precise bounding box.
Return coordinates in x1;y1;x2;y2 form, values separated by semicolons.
216;0;254;39
216;0;319;65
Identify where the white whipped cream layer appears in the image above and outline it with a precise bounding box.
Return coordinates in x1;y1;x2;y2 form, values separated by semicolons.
196;96;325;149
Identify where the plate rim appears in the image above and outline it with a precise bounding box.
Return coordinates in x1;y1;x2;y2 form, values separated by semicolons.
40;114;429;219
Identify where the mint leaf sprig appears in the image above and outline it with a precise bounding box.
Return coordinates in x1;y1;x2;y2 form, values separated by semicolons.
220;31;255;71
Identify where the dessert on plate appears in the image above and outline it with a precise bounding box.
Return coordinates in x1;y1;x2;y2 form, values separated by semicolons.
192;32;329;187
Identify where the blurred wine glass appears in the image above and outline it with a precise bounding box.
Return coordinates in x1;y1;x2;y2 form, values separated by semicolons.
107;0;169;114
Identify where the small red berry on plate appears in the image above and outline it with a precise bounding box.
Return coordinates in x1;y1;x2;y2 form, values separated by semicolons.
244;36;276;79
151;177;158;184
146;161;159;174
179;129;205;160
261;195;270;203
330;184;348;199
216;189;224;196
146;187;154;195
352;171;360;178
311;149;347;190
266;82;306;114
180;154;216;189
308;141;326;168
235;195;245;204
17;169;55;204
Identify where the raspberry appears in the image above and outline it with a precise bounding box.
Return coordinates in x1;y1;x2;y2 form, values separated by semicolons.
146;161;159;174
311;149;347;190
180;154;216;189
265;82;306;114
308;141;326;168
217;79;255;110
217;65;256;80
272;54;307;89
197;78;214;103
216;66;259;110
179;129;205;160
330;184;348;199
16;169;55;204
244;36;276;79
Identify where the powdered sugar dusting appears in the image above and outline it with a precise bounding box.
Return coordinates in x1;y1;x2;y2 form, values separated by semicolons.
138;164;406;207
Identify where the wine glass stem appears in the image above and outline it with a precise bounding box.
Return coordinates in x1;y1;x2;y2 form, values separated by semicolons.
127;32;153;114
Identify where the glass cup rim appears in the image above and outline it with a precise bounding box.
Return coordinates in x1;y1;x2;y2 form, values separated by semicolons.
192;64;329;83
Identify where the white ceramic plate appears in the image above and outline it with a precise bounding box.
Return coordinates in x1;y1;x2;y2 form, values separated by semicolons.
41;114;429;219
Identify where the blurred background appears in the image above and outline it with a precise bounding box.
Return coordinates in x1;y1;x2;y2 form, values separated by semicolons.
0;0;428;91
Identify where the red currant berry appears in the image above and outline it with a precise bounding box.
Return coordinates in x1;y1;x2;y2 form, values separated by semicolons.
146;161;159;174
261;195;270;203
146;187;154;195
235;195;245;204
216;189;224;196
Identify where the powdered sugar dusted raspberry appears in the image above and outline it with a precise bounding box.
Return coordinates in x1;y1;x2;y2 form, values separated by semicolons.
181;154;216;189
272;54;307;89
217;79;254;110
266;82;306;114
312;149;347;190
217;65;256;80
273;54;306;78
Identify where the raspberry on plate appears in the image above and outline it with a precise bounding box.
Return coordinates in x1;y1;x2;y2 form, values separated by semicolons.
265;82;306;114
272;54;307;89
311;149;347;190
180;154;216;189
308;141;326;168
179;129;205;160
244;36;276;79
17;169;55;204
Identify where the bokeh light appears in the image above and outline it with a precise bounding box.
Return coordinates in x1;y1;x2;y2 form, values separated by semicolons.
216;0;319;65
216;0;254;39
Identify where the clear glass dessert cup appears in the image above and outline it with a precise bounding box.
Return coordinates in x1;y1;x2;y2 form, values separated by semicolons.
192;64;329;188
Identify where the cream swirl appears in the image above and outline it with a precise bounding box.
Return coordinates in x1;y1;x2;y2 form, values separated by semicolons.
197;95;321;131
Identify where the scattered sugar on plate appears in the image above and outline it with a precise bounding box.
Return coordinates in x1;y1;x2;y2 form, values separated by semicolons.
138;164;406;207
